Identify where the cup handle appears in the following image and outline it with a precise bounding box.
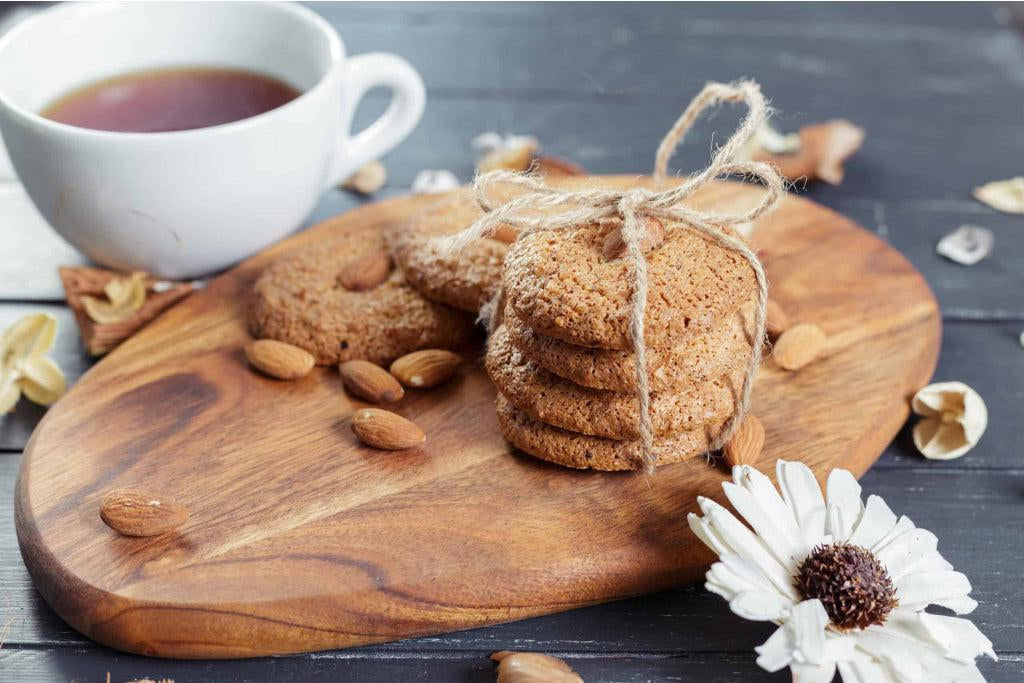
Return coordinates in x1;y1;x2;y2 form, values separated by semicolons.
326;52;425;189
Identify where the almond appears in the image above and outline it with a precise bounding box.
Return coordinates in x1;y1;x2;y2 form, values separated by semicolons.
351;408;426;450
773;323;826;370
723;415;765;468
339;360;404;404
490;223;519;244
533;155;586;177
100;489;189;537
491;651;583;683
338;250;392;291
602;215;666;260
246;339;315;379
390;349;462;388
765;298;788;339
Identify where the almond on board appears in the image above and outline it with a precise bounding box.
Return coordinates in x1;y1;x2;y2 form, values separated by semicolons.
245;339;315;379
100;490;189;537
390;349;462;388
723;415;765;467
773;323;826;371
351;408;426;450
339;360;404;403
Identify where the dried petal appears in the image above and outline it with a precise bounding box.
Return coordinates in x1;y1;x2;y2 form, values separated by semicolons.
973;177;1024;214
474;133;540;173
411;169;460;195
0;312;67;411
1;312;57;358
83;271;147;324
491;651;582;683
911;382;987;460
936;225;993;266
0;373;20;414
342;160;388;195
17;355;67;406
754;120;864;186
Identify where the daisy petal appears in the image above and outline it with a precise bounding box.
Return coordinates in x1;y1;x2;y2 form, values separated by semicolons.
846;494;898;549
688;512;730;558
825;468;863;541
788;599;827;665
929;595;979;615
755;623;794;673
723;481;805;570
790;660;837;683
857;623;988;683
729;590;793;621
734;465;807;550
837;654;890;683
777;460;827;548
895;570;974;614
700;498;798;598
919;613;996;662
875;528;938;580
873;515;917;554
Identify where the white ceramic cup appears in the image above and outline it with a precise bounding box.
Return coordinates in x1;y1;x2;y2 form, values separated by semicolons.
0;2;425;278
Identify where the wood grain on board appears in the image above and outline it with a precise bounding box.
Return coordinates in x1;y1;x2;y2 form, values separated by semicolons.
14;176;939;658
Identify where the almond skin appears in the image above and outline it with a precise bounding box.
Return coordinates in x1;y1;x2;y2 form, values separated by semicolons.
773;323;826;370
602;215;665;260
723;415;765;468
338;250;392;291
245;339;315;379
339;360;404;404
100;490;189;537
390;349;462;388
765;299;789;339
351;408;426;450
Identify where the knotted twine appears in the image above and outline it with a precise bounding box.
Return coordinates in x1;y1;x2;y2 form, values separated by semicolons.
444;80;784;474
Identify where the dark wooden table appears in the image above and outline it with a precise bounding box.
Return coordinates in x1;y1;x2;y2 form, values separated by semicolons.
2;3;1023;680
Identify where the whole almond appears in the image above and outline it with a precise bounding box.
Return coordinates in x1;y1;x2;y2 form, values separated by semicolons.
490;223;519;244
723;415;765;468
342;160;388;195
773;323;826;370
765;299;789;339
100;490;189;537
351;408;426;450
246;339;315;379
602;215;665;260
338;250;392;291
390;349;462;388
339;360;404;403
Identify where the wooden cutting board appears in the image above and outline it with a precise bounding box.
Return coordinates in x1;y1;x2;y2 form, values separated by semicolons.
15;176;940;659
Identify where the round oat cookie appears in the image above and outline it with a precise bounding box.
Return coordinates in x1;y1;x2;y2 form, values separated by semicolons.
485;324;743;440
504;300;754;392
249;225;475;366
496;394;723;471
391;190;511;314
503;219;755;349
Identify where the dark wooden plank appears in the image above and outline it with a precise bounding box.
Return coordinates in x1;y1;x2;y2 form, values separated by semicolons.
3;455;1021;656
873;321;1024;471
826;199;1024;321
307;2;1009;31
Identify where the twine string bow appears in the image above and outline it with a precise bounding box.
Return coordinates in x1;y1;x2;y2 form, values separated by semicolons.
445;80;784;473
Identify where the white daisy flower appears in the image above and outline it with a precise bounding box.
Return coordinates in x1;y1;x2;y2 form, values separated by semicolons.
689;460;996;682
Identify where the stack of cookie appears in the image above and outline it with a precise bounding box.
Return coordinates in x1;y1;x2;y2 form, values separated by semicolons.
486;218;756;471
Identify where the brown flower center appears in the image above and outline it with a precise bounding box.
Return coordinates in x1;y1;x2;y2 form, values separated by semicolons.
794;543;898;630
